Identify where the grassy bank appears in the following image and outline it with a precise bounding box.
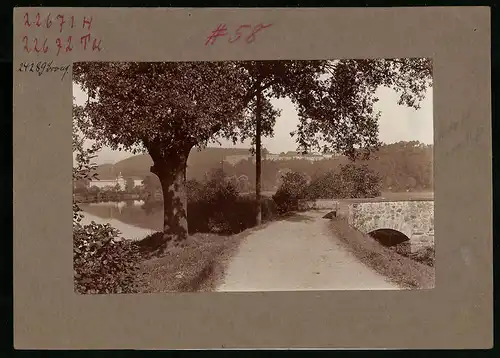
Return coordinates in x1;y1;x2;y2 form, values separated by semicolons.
77;197;287;293
328;217;435;289
130;221;280;292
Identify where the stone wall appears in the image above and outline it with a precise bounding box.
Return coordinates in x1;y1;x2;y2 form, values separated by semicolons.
347;200;434;252
298;199;340;211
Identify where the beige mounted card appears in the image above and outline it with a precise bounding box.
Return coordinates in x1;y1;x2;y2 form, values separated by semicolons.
13;7;492;349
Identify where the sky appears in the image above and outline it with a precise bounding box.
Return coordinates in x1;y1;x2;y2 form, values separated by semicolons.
73;78;433;165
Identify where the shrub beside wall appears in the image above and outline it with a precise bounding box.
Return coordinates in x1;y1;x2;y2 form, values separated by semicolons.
306;164;382;199
272;172;309;214
183;171;278;235
188;194;276;235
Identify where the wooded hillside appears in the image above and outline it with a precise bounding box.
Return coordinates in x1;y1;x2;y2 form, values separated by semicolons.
95;141;433;192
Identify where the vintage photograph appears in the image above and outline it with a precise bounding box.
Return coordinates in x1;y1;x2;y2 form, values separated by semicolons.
72;59;434;294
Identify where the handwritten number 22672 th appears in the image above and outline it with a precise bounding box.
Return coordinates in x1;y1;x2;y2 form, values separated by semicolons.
205;23;272;46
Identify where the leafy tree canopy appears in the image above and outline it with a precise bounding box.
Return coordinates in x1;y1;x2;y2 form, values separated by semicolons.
73;58;432;245
73;59;432;160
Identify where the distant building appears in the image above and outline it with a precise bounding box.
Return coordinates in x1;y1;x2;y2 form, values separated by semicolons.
132;178;143;187
224;154;253;165
89;172;126;191
264;153;280;161
224;154;256;165
223;150;338;165
271;151;334;162
88;172;145;191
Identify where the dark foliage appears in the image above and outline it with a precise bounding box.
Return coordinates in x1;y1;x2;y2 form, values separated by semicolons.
186;170;277;234
272;172;309;214
73;219;142;294
306;170;339;199
307;163;382;199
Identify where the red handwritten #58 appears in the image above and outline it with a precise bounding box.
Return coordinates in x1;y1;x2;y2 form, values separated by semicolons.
205;23;272;46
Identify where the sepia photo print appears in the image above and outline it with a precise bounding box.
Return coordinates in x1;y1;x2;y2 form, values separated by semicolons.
72;58;434;294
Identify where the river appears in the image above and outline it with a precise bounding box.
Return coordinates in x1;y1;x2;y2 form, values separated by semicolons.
79;200;163;241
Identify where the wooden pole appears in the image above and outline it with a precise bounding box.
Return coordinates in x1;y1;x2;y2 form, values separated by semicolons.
255;87;262;225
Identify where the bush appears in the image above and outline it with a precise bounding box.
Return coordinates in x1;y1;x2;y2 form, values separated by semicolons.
186;171;277;234
186;171;239;234
306;171;339;199
73;221;142;294
336;164;382;198
198;171;240;204
188;193;277;235
186;178;204;202
306;164;382;199
273;171;309;214
228;196;276;232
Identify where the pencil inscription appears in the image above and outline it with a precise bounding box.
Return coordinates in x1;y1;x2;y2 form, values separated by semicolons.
17;61;70;80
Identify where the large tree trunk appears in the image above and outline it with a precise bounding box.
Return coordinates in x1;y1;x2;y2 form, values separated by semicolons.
150;148;190;247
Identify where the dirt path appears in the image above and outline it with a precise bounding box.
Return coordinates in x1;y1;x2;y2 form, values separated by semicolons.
216;210;400;291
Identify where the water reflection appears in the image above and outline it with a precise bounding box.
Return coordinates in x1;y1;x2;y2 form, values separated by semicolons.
79;200;164;240
86;200;144;212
